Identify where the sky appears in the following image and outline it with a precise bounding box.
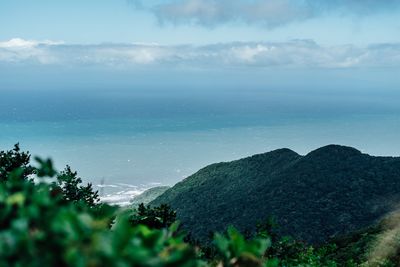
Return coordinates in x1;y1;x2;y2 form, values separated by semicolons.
1;0;400;45
1;0;400;90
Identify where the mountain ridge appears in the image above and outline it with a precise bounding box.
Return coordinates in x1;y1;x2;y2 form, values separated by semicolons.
151;144;400;244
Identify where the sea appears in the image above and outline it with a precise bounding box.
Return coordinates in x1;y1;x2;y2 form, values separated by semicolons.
1;87;399;205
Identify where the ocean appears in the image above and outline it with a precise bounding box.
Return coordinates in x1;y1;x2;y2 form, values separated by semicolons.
1;88;399;205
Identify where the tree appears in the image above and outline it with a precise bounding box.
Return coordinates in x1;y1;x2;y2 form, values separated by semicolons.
0;143;35;182
0;155;202;267
56;165;100;207
0;144;99;208
129;203;177;229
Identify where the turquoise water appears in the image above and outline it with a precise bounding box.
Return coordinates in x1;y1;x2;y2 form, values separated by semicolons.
1;88;399;204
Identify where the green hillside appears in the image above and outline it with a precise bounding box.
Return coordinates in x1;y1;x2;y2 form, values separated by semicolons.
131;186;170;207
151;145;400;244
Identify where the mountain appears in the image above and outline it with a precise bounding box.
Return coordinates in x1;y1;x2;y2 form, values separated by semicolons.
131;186;170;207
151;145;400;244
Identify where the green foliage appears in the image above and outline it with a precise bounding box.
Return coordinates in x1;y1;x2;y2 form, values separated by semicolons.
1;144;397;266
151;145;400;244
256;217;279;241
35;157;57;178
57;165;100;207
129;203;177;229
0;155;202;267
284;245;338;267
0;143;35;182
0;144;99;208
213;226;278;267
0;144;284;267
326;225;383;266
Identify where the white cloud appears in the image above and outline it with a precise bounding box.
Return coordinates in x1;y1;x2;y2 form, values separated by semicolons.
0;38;38;48
230;44;271;62
135;0;400;28
0;38;63;48
0;38;64;64
1;38;400;69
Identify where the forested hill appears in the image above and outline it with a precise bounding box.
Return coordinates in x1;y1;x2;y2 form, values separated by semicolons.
130;186;170;207
151;145;400;244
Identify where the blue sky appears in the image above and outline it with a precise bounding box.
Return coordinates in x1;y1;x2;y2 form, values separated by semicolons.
1;0;400;90
1;0;400;45
0;0;400;45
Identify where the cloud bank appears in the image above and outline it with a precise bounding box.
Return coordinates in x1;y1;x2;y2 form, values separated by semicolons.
135;0;400;28
1;38;400;69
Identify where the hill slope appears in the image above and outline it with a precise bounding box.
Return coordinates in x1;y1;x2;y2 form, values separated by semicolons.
130;186;170;207
151;145;400;244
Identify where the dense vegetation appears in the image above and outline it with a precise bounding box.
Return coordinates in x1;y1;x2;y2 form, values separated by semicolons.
151;145;400;244
0;145;294;266
1;144;400;266
129;203;177;229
